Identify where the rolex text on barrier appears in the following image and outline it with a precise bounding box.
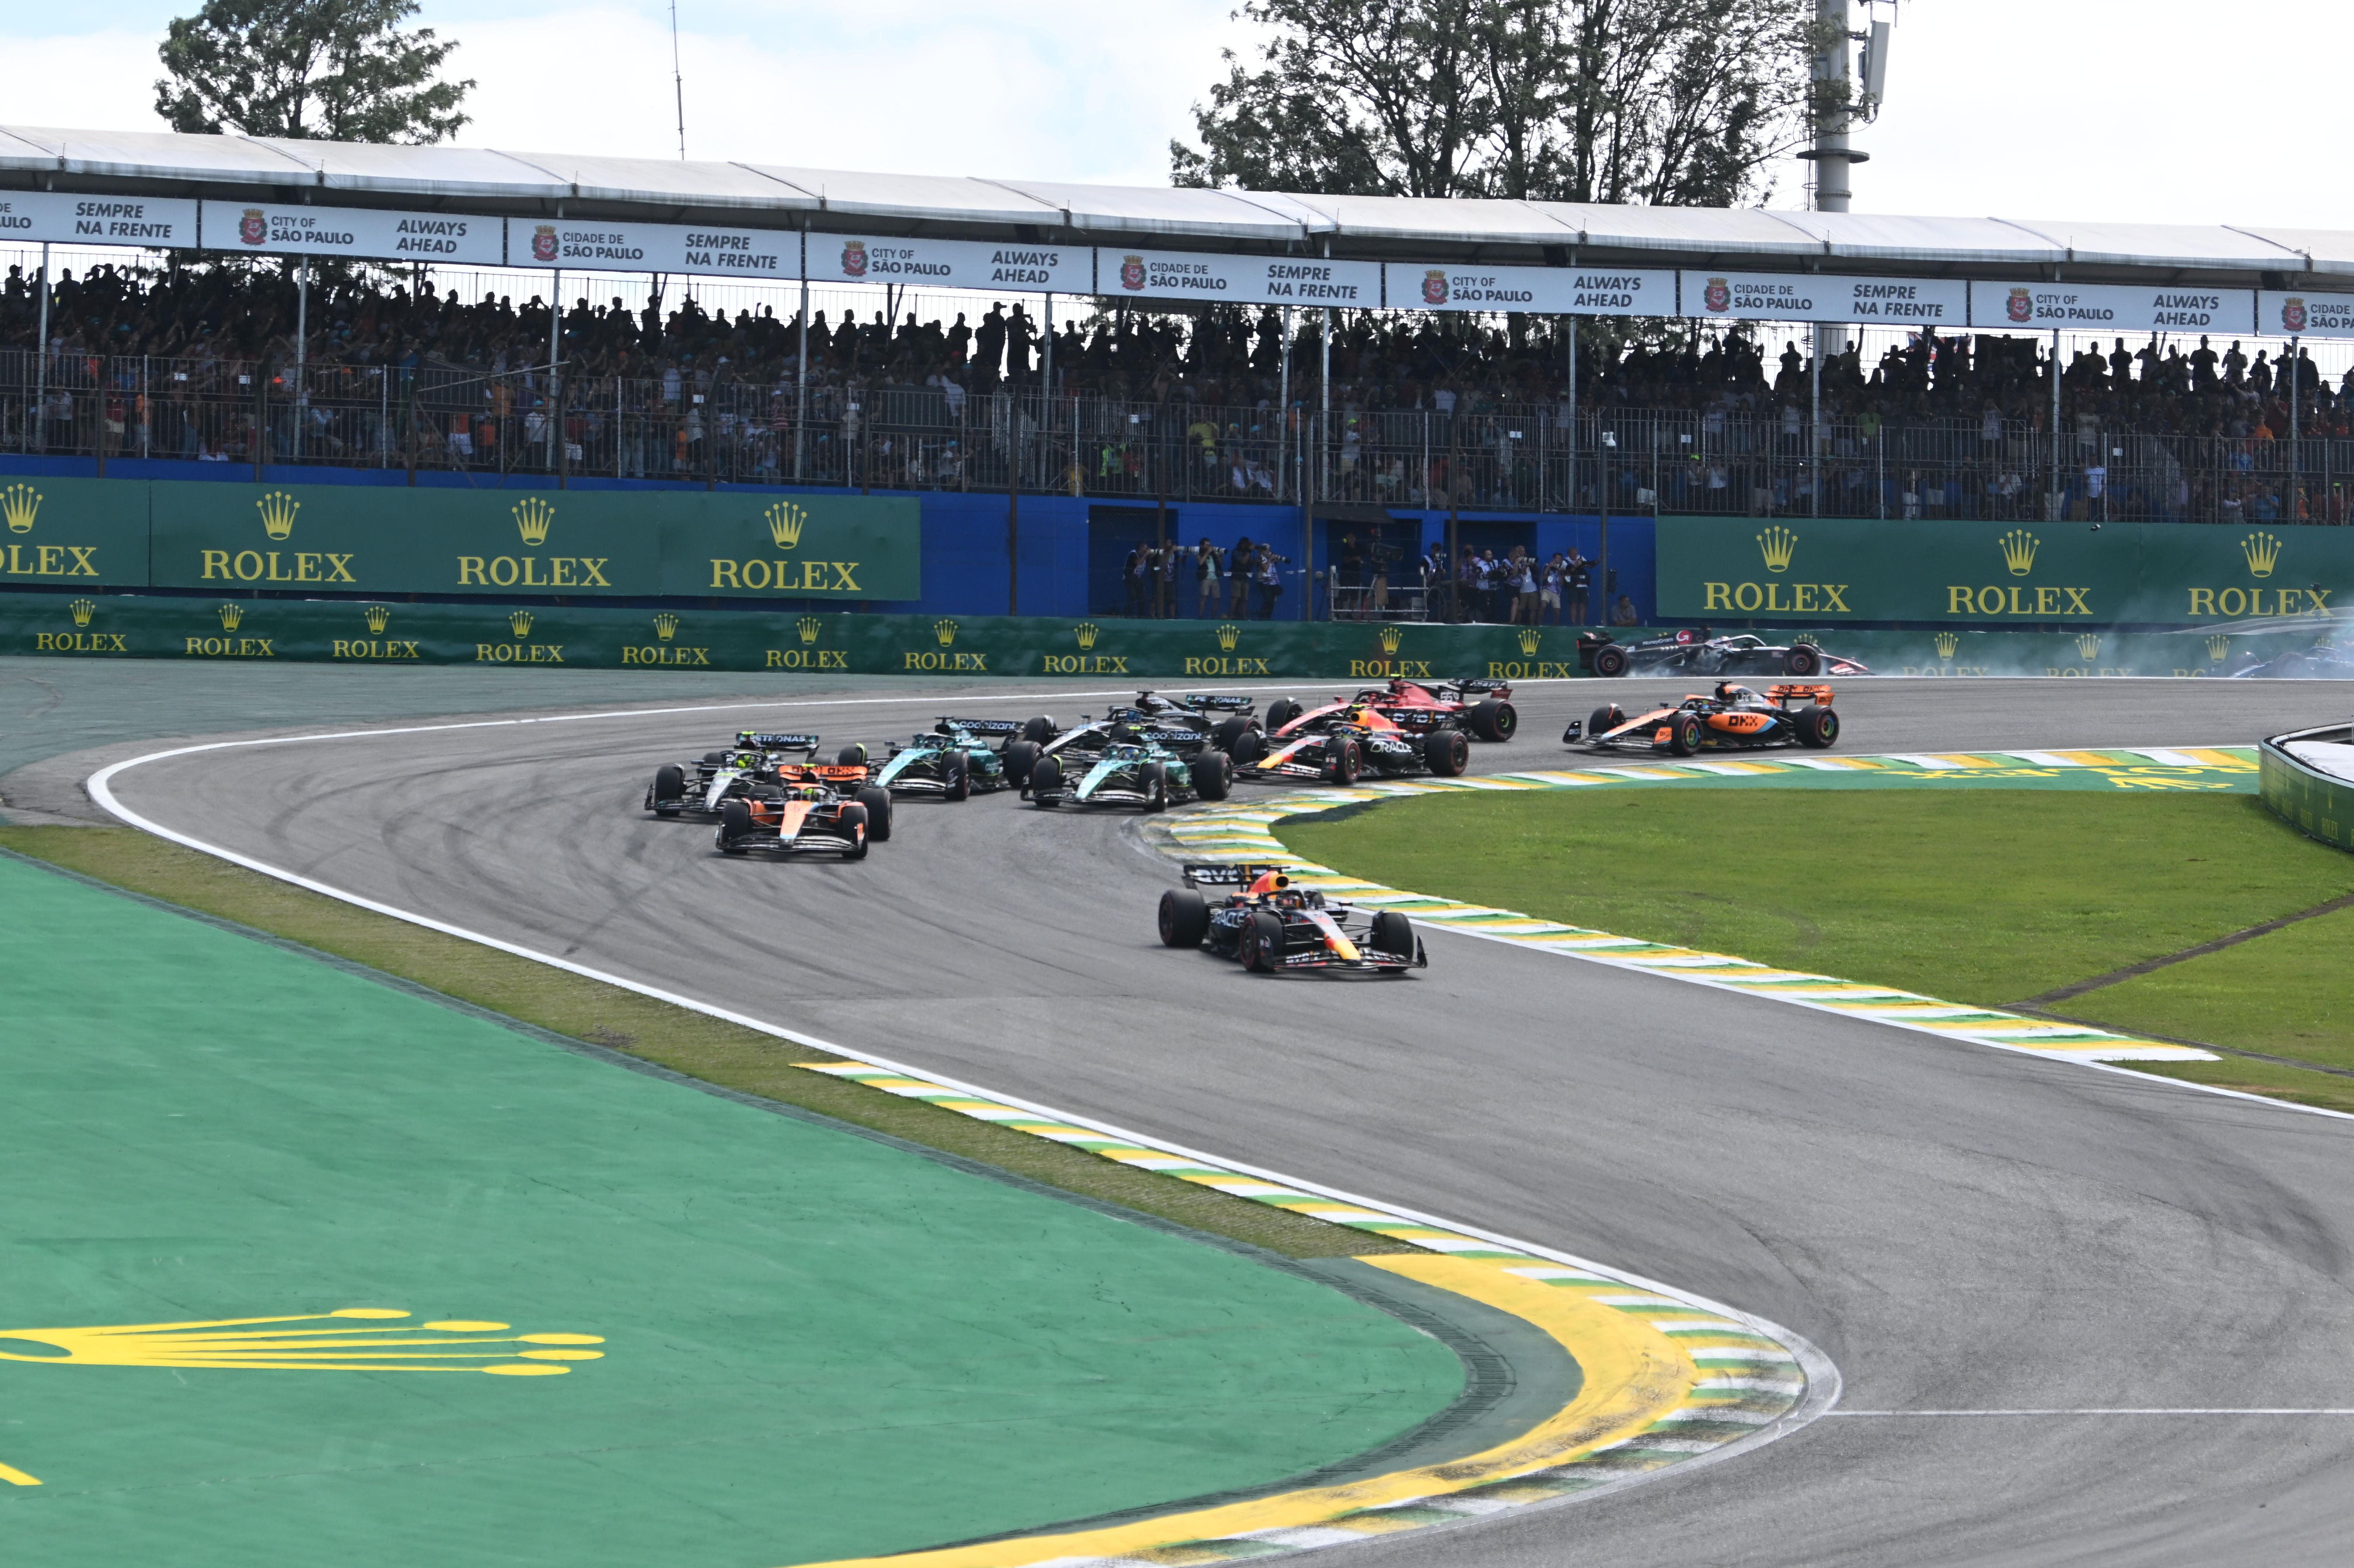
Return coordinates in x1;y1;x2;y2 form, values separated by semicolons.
820;235;1091;292
509;219;793;278
0;191;198;247
146;483;919;600
0;478;155;586
196;201;503;264
1391;264;1675;314
1657;515;2354;624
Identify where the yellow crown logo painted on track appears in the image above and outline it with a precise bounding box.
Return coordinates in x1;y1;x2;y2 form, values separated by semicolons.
1999;529;2039;577
1756;525;1797;574
0;1308;602;1376
512;497;554;547
933;619;958;647
362;605;391;633
2;483;40;534
1215;623;1242;652
509;610;534;637
654;612;679;641
2241;531;2282;579
1073;622;1100;650
255;491;299;541
217;602;244;631
766;502;807;550
796;615;823;645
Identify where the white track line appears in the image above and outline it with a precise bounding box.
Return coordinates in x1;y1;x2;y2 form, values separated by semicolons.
82;719;1842;1510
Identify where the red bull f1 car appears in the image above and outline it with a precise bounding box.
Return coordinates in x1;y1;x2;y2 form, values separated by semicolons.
1157;863;1425;975
1579;629;1869;678
1237;694;1473;785
1565;683;1841;754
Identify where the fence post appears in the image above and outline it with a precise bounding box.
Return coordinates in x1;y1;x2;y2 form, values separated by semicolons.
31;242;47;454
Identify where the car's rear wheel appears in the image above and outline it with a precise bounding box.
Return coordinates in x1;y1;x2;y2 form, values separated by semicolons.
1030;754;1063;806
856;785;893;839
1191;750;1232;800
1139;761;1168;812
836;743;867;767
1668;712;1704;756
1265;698;1302;730
1328;736;1363;786
836;802;870;860
652;764;684;816
702;750;727;764
1425;729;1470;777
1229;727;1266;763
1469;697;1517;741
1241;910;1284;973
1369;910;1415;966
1797;705;1840;749
717;798;752;854
1212;716;1249;753
1785;645;1822;677
943;750;971;801
1592;644;1629;677
1003;739;1038;786
1158;889;1211;948
1022;715;1056;743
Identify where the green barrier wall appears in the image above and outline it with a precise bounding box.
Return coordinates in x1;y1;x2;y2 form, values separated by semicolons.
1657;515;2354;626
0;477;920;600
6;593;2332;678
2260;729;2354;850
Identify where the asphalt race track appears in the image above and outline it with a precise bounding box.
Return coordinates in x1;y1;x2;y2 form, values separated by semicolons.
65;677;2354;1566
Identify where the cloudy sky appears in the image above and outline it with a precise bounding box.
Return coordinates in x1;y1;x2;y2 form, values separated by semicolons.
3;0;2345;230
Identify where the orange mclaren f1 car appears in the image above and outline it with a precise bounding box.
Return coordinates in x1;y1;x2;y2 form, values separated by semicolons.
1564;682;1841;754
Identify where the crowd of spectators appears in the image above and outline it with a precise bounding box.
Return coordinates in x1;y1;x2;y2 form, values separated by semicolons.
10;259;2354;448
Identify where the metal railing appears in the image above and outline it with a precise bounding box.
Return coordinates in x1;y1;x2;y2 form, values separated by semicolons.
4;349;2349;526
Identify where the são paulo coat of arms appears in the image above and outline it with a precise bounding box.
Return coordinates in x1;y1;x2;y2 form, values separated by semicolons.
2283;297;2309;332
1703;277;1731;312
2006;287;2034;323
1120;254;1146;290
1422;270;1449;306
238;208;267;246
841;240;867;278
531;225;558;262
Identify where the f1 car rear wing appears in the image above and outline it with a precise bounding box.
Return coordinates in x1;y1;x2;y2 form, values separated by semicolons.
736;731;821;753
1446;677;1512;693
934;717;1025;736
1182;694;1256;712
1181;862;1300;887
1766;684;1834;705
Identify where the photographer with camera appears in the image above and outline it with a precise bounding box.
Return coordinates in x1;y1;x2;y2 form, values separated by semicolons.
1254;544;1287;619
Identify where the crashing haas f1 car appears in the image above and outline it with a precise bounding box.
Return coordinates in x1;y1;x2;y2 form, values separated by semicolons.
1238;695;1472;785
1029;732;1232;810
1579;629;1869;678
1564;683;1841;755
1158;863;1425;975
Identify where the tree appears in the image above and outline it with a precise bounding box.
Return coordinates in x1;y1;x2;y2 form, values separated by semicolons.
1172;0;1810;207
156;0;472;144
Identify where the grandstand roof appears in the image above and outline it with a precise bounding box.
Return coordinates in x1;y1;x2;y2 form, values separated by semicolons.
0;124;2344;284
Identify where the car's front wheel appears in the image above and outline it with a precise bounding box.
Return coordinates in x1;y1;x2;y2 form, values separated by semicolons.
1240;911;1284;973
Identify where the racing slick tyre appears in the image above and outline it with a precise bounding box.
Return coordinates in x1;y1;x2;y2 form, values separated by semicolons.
1022;715;1057;744
1591;643;1630;677
717;798;753;854
702;750;727;764
1369;910;1416;967
1030;754;1063;806
1191;750;1233;801
1140;761;1168;812
943;751;971;801
856;785;894;840
836;743;868;767
652;764;685;817
1158;889;1211;949
1425;730;1470;777
1797;705;1841;749
1328;736;1363;786
1784;645;1822;677
1003;739;1039;787
1468;697;1518;742
1212;716;1252;753
1229;727;1266;764
1240;910;1285;973
1668;712;1704;756
1587;704;1626;744
836;802;871;860
1265;698;1303;731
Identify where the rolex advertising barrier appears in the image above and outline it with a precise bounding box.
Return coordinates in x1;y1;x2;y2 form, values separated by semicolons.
7;592;2338;680
2259;726;2354;852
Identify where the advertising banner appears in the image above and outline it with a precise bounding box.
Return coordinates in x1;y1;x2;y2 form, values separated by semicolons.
0;477;151;588
1385;263;1676;315
1969;282;2254;333
2258;290;2354;339
506;218;795;279
197;201;503;264
1101;250;1379;306
1655;515;2354;625
810;234;1090;293
0;191;198;248
1679;271;1968;326
144;483;920;601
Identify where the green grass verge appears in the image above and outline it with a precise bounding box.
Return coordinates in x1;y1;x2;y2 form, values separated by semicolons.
0;825;1410;1260
1281;789;2354;1114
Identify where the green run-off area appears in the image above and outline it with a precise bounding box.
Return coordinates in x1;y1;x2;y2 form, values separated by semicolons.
0;856;1460;1567
1284;784;2354;1112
